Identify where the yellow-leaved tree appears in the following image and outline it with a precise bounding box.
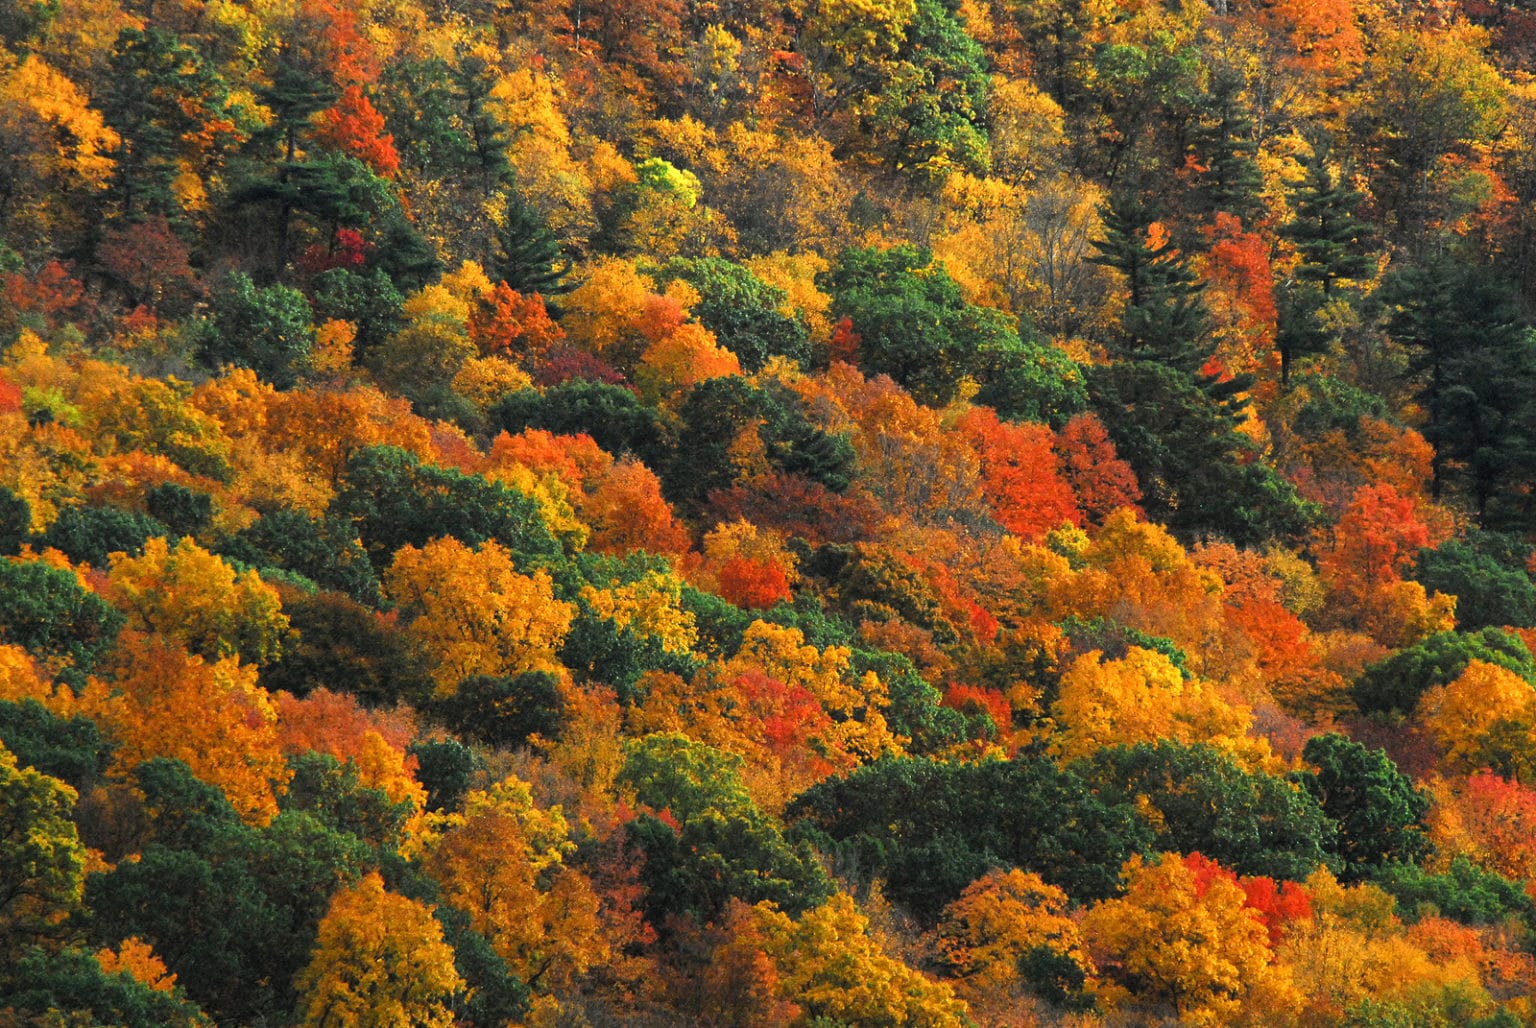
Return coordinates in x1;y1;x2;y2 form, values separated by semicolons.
754;893;970;1026
105;537;290;665
384;536;575;695
294;871;463;1028
416;775;609;994
1049;646;1269;766
936;868;1096;1000
1421;659;1536;782
1082;853;1297;1025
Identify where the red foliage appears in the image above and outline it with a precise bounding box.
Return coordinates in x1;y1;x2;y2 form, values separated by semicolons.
1238;875;1313;945
1053;413;1141;525
1318;483;1430;592
2;260;89;332
490;428;612;492
1204;213;1279;349
706;473;874;546
1183;852;1311;945
0;373;23;414
532;345;629;387
297;0;382;85
941;682;1013;744
717;554;793;609
297;228;371;276
97;215;198;312
829;316;860;365
733;669;832;770
313;86;399;177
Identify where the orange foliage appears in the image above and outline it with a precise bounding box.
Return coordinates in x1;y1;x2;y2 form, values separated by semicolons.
76;634;289;824
274;688;424;809
1318;483;1431;596
313;86;399;178
487;428;614;493
1428;772;1536;881
581;458;692;557
95;937;179;993
1202;213;1278;364
1053;413;1141;525
717;554;793;609
956;407;1080;541
470;283;566;361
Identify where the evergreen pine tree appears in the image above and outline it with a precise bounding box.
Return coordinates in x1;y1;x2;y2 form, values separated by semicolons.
1090;191;1212;376
1282;148;1375;298
1385;258;1536;526
1190;69;1264;223
490;189;569;296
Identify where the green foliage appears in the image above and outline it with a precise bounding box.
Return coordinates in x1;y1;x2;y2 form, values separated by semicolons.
1090;191;1211;373
1384;259;1536;528
100;27;228;224
0;485;29;555
491;381;668;466
281;751;416;851
5;947;210;1027
491;188;569;296
620;733;832;925
823;244;1007;406
225;509;381;606
666;375;854;507
1372;856;1535;926
407;739;479;814
307;267;406;360
39;503;168;567
787;755;1152;920
972;331;1089;428
1412;537;1536;631
200;271;315;388
145;482;213;538
1073;741;1340;883
657;257;811;370
428;671;567;749
1088;361;1320;545
0;557;125;673
260;589;436;707
86;803;372;1024
1352;628;1536;716
0;699;112;790
329;445;562;571
1300;733;1429;879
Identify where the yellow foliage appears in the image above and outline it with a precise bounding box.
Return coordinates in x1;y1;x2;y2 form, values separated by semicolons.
419;775;609;993
1083;853;1294;1026
384;537;575;694
308;319;357;379
1050;647;1269;766
755;893;969;1027
483;462;588;552
1422;660;1536;780
937;868;1095;996
450;355;534;413
635;321;741;407
105;536;290;665
0;644;50;703
579;570;699;656
727;621;900;762
294;872;462;1028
